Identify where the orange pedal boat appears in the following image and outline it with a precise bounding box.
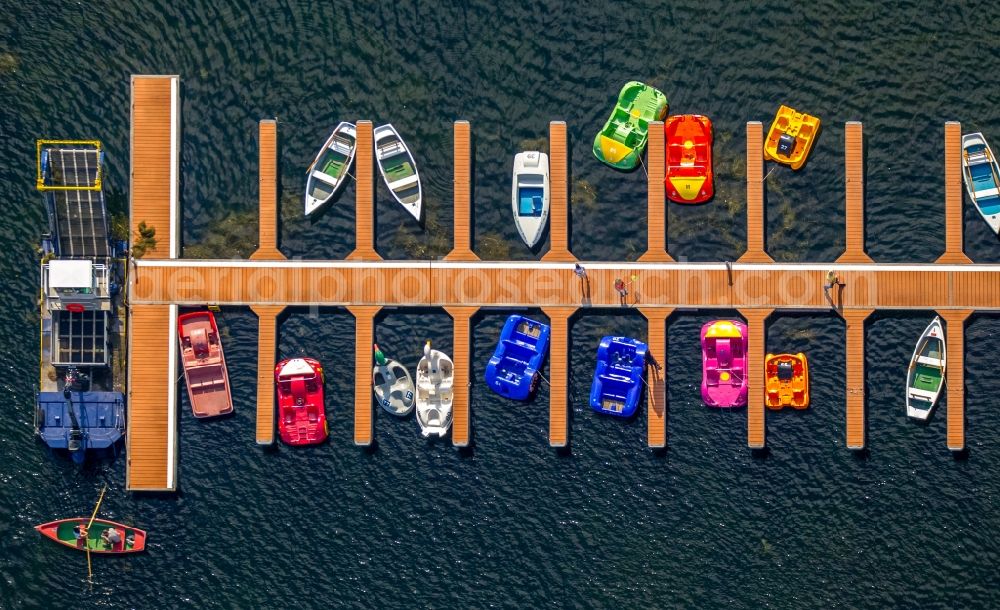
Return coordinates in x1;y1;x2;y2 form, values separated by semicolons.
664;114;713;203
763;105;820;170
178;311;234;418
765;353;809;409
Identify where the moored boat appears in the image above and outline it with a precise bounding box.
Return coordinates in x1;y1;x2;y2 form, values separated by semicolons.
665;114;713;203
275;357;329;445
589;336;647;417
34;518;146;554
511;151;550;247
765;352;809;409
178;310;233;418
485;315;551;401
415;341;454;438
906;317;946;421
701;320;748;408
304;122;357;216
593;81;668;170
763;105;820;170
374;124;422;220
961;132;1000;234
372;344;415;416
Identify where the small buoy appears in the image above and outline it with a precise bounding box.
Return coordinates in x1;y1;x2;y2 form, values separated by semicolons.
720;371;731;382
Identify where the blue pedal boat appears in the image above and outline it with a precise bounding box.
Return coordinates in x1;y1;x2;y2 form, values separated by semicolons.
589;336;648;417
485;315;551;401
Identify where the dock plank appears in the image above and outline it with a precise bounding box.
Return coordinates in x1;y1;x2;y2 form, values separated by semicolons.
542;307;577;447
348;121;380;261
251;305;284;445
937;122;971;263
444;121;478;262
844;309;873;450
837;122;874;263
446;306;478;446
250;120;285;261
937;309;971;451
738;122;773;264
638;307;673;448
740;309;773;449
348;306;380;445
639;122;673;263
126;304;176;491
541;122;575;262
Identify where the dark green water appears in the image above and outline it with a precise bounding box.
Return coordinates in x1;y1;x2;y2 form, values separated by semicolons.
3;1;1000;607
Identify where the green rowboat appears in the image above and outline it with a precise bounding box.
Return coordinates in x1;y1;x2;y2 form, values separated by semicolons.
593;81;668;170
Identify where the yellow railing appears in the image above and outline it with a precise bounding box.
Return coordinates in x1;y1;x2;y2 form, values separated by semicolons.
35;139;103;191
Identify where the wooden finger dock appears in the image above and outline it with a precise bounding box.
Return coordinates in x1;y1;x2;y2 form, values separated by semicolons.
127;76;985;492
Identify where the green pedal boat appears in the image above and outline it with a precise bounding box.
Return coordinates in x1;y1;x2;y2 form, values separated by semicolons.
593;81;667;170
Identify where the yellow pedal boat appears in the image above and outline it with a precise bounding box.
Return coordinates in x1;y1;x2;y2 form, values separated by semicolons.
763;105;820;170
765;352;809;409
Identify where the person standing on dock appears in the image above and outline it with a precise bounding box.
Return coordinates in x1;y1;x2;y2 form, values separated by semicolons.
574;263;590;300
824;270;842;308
614;278;628;306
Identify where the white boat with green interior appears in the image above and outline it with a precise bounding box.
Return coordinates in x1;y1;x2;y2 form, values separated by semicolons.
304;122;357;216
374;124;422;221
906;316;946;421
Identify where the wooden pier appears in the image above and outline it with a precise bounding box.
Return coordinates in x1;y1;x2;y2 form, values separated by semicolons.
127;75;180;491
126;74;988;490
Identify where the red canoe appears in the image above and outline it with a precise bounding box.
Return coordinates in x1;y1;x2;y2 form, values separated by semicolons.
665;114;714;204
178;311;234;418
35;518;147;554
275;357;329;446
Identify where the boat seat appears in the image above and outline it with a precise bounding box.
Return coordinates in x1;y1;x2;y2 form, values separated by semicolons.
311;169;340;186
916;356;943;367
909;387;937;400
388;173;419;190
715;340;732;367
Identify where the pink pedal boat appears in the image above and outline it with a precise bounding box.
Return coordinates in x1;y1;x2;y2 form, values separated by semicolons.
700;320;748;408
178;311;234;418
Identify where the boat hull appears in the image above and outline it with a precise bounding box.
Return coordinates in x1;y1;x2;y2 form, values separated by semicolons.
485;315;551;401
178;311;233;418
275;357;329;446
35;518;147;554
763;105;820;170
961;132;1000;235
589;336;647;418
374;124;422;221
373;358;415;416
665;114;714;204
765;353;809;409
511;152;550;248
593;81;668;170
701;320;749;408
906;317;946;421
416;345;454;437
305;122;358;216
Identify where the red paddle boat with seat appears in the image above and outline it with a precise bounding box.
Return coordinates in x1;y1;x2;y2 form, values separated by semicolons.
177;311;233;418
275;357;328;446
665;114;714;204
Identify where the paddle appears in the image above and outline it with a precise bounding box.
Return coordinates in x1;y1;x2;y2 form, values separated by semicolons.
84;483;108;581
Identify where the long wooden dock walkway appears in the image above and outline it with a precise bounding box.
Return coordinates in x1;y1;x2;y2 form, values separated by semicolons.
127;74;986;490
127;75;180;491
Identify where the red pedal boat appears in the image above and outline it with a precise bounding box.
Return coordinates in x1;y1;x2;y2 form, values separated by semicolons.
275;357;328;446
665;114;714;204
35;518;147;554
178;311;233;418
